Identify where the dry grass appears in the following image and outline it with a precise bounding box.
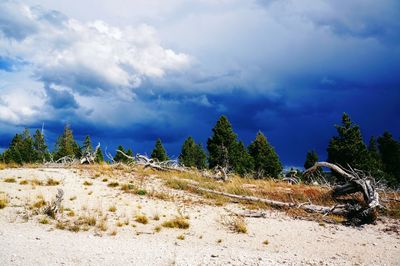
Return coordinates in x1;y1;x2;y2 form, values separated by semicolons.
107;181;119;188
0;195;8;209
162;216;190;229
39;217;49;224
232;216;247;234
32;199;46;209
69;196;77;201
19;180;29;185
46;178;60;186
154;225;162;232
177;234;185;240
109;229;117;236
83;181;92;186
108;206;117;212
263;240;269;245
4;177;16;183
135;214;149;224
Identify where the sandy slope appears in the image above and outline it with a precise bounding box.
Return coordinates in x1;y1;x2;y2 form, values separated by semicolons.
0;168;399;265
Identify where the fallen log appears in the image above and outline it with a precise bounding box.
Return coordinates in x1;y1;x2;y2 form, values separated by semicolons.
189;185;348;216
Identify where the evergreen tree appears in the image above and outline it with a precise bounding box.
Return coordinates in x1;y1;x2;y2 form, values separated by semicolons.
248;131;282;178
207;115;254;175
125;148;134;163
4;134;23;164
207;115;238;169
377;132;400;186
327;113;370;176
20;129;35;163
54;124;81;160
231;141;254;176
179;137;207;169
151;138;169;162
304;150;319;170
82;135;94;154
33;129;49;162
95;146;104;163
114;145;126;162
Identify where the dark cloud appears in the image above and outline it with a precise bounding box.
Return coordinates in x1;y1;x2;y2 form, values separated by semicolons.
44;84;79;109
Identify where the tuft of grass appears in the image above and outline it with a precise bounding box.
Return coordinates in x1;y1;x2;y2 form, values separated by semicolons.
116;221;124;227
67;210;75;217
120;183;136;192
107;181;119;188
217;239;222;243
136;189;147;196
31;179;43;186
109;229;117;236
80;215;96;226
32;199;46;209
19;180;29;185
46;178;60;186
69;196;77;201
154;225;162;233
83;181;92;186
232;217;247;234
165;179;189;190
135;214;149;224
0;195;8;209
55;221;66;230
4;177;16;183
162;216;190;229
177;234;185;240
68;224;80;232
263;240;269;246
108;206;117;212
102;178;108;182
39;217;49;224
153;214;160;221
97;219;108;231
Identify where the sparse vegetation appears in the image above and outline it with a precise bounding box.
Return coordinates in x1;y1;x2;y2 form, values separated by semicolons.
232;216;247;233
263;240;269;246
135;214;149;224
107;181;119;188
108;206;117;212
4;177;16;183
83;181;92;186
46;178;60;186
162;216;190;229
19;180;29;185
39;217;49;224
154;225;162;232
0;195;8;209
177;234;185;240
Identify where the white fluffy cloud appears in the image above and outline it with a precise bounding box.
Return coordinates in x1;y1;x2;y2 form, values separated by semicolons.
0;0;190;97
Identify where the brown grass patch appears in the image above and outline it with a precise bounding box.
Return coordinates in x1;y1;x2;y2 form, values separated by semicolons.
162;216;189;229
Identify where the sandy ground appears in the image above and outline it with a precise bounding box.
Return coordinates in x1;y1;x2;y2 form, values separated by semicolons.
0;167;399;266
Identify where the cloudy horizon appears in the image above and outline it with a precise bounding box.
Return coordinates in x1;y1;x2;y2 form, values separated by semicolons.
1;0;399;168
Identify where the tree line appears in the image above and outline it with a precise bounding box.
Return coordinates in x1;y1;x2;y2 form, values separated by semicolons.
1;114;399;186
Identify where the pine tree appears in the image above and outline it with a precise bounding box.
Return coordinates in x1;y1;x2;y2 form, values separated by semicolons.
114;145;126;162
125;148;134;163
33;129;49;162
179;137;207;169
82;135;94;154
95;146;104;163
327;113;370;176
4;134;23;164
377;132;400;186
54;124;81;160
304;150;319;170
231;141;254;176
207;115;238;169
151;138;169;162
20;129;35;163
248;131;282;178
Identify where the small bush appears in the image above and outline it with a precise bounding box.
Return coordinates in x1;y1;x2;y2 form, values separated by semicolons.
120;183;136;191
153;214;160;221
135;214;149;224
108;206;117;212
69;225;80;232
67;210;75;217
4;177;16;183
81;215;96;226
263;240;269;245
55;221;66;230
177;234;185;240
109;229;117;236
162;216;190;229
97;219;108;231
19;180;29;185
102;178;108;182
69;196;77;201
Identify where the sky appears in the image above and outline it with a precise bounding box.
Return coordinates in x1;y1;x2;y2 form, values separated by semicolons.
0;0;399;168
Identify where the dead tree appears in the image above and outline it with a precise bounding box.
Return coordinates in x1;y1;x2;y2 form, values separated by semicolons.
43;189;64;218
80;143;100;164
305;162;380;224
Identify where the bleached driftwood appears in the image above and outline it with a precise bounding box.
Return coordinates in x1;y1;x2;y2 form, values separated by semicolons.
80;143;100;164
43;189;64;218
304;162;380;224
